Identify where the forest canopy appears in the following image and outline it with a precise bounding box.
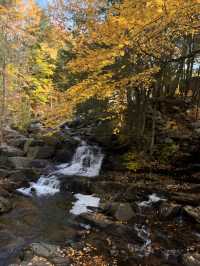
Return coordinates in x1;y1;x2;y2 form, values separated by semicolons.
0;0;200;150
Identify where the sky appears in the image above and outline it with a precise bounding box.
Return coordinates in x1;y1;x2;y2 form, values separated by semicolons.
36;0;48;8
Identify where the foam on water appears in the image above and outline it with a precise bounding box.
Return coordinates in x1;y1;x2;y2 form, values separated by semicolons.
17;175;60;196
138;193;165;207
17;139;103;197
70;193;100;215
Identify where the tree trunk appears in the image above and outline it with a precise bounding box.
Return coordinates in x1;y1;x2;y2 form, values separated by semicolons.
0;58;7;144
150;103;156;156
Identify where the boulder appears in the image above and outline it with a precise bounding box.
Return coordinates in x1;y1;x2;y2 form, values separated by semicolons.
80;212;114;229
24;138;44;154
183;206;200;223
182;253;200;266
27;145;55;159
0;196;12;213
0;145;24;157
7;157;49;170
7;157;32;169
8;135;28;149
114;203;135;222
55;148;75;163
31;242;58;258
55;139;78;163
114;203;135;221
8;168;39;180
62;176;93;194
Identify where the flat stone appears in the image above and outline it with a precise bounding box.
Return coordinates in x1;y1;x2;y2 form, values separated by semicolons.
31;242;59;258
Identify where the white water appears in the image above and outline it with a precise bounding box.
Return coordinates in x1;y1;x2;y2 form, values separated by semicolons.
134;224;152;257
17;139;104;197
56;141;104;177
138;193;166;207
70;193;100;215
17;175;60;196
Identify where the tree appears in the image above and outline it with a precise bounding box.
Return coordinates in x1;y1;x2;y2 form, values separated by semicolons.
0;0;41;140
52;0;200;152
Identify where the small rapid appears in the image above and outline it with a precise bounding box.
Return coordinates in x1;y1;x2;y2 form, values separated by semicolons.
17;138;104;197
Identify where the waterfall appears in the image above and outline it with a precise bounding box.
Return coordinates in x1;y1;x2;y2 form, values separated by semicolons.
56;141;104;177
17;139;104;197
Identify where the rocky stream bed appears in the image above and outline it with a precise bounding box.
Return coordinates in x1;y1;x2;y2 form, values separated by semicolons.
0;125;200;266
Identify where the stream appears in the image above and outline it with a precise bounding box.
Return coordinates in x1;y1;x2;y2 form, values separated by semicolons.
0;132;200;265
0;137;104;265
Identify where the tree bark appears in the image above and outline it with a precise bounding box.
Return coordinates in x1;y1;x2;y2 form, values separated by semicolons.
0;58;7;144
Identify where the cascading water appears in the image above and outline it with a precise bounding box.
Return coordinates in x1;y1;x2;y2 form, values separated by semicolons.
17;139;104;197
56;140;104;177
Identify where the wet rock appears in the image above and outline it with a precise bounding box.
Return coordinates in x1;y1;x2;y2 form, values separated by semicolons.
7;157;49;170
3;127;28;149
183;206;200;223
100;202;135;222
114;203;135;222
0;145;24;157
0;196;12;213
7;157;33;169
55;148;75;163
27;145;55;159
8;135;28;149
62;176;93;194
8;168;39;182
30;242;59;258
24;138;43;154
159;202;181;219
182;252;200;266
55;139;78;163
24;138;56;159
80;212;114;228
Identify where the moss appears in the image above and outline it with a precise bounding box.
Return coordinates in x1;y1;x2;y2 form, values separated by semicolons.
157;142;179;164
121;151;142;171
